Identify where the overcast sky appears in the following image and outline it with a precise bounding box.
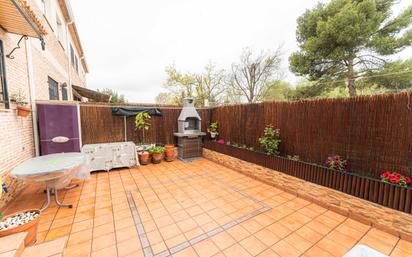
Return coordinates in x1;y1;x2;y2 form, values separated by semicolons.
71;0;412;103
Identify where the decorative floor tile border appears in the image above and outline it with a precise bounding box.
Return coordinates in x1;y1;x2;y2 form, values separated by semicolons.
126;172;272;257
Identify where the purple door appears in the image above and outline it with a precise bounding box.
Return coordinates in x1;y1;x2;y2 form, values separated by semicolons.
37;103;81;155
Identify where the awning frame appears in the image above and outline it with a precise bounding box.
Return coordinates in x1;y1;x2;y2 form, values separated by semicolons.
11;0;45;41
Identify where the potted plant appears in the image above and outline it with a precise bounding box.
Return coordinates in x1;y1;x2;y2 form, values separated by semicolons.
0;180;39;246
164;144;175;162
149;146;165;164
0;210;40;246
135;112;151;165
208;122;219;139
10;91;30;117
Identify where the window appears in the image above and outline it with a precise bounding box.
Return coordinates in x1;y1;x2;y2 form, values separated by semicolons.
70;45;79;73
56;14;65;46
48;77;59;100
70;45;75;65
0;40;9;108
74;56;78;72
62;86;68;100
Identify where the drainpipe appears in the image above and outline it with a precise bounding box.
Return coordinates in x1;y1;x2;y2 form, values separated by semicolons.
25;38;40;156
66;20;73;100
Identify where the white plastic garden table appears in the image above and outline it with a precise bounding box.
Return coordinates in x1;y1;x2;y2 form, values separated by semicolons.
11;153;89;212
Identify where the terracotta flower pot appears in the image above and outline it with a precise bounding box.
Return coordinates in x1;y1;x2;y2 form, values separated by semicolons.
152;153;163;164
138;152;150;165
164;144;175;162
16;106;31;117
0;209;40;246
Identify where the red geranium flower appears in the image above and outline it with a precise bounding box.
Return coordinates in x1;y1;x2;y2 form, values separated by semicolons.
390;177;399;183
406;177;411;184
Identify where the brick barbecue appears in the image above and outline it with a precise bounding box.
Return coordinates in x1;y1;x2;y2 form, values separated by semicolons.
174;98;206;160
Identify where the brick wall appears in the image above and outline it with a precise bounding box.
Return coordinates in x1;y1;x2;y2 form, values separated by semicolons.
0;0;87;210
0;29;35;210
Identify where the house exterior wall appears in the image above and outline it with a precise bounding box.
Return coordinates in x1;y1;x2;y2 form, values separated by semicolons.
0;29;35;210
0;0;87;210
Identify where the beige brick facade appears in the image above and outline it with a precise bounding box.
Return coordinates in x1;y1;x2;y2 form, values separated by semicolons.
0;0;87;210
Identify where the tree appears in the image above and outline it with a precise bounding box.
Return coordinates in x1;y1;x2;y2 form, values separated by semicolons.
365;59;412;90
261;80;292;101
230;47;283;103
163;62;227;107
98;88;126;103
289;0;412;97
155;92;178;105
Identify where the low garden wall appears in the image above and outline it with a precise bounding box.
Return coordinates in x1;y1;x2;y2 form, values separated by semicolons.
203;143;412;240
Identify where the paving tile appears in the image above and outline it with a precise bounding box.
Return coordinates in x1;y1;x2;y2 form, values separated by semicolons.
304;245;335;257
256;248;280;257
93;223;115;238
396;239;412;254
117;237;142;257
210;231;236;251
316;237;350;256
22;237;68;257
193;239;220;257
295;226;323;244
359;234;397;255
226;225;251;241
0;232;27;254
284;233;313;253
92;232;116;252
171;246;198;257
45;224;72;241
239;235;267;256
71;219;94;233
222;244;252;257
177;218;198;232
116;226;139;243
391;247;412;257
67;229;93;247
159;224;181;240
271;240;301;257
254;228;281;247
165;234;187;249
91;245;117;257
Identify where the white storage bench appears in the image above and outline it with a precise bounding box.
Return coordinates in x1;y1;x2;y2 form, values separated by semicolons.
81;142;138;172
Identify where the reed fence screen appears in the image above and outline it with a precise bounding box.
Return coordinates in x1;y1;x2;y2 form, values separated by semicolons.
79;92;411;178
210;92;412;178
80;104;210;146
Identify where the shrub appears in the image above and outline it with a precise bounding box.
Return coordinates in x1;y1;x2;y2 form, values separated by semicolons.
325;155;347;172
259;125;281;155
380;171;411;187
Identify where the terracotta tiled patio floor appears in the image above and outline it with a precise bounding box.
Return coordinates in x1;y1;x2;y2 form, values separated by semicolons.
4;158;412;257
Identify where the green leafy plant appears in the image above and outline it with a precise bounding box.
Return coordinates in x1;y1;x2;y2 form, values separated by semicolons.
149;146;165;154
10;90;28;106
259;125;281;155
135;112;151;144
325;155;348;172
287;155;300;161
209;122;218;133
